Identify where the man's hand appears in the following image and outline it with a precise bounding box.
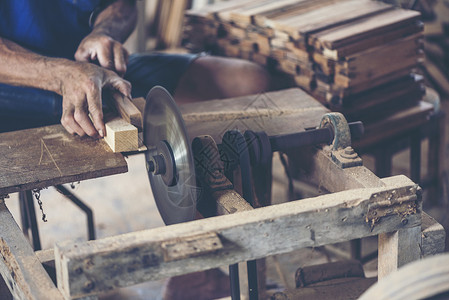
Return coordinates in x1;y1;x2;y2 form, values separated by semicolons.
58;61;131;138
75;33;128;77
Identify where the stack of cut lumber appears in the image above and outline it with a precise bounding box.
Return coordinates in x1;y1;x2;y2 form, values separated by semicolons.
183;0;428;126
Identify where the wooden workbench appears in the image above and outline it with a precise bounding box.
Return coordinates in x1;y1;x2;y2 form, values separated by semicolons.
0;125;128;195
0;88;444;300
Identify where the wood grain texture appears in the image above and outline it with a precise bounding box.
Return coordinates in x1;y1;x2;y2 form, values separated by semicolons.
421;211;446;257
312;8;421;52
290;147;384;194
55;175;421;298
180;88;329;143
0;125;127;195
378;226;422;279
111;92;143;130
274;0;392;41
104;118;139;153
0;201;64;300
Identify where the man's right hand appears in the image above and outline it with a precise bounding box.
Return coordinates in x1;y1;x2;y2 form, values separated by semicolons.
57;61;131;138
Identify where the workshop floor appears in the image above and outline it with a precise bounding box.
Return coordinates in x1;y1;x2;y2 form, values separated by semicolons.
4;96;449;299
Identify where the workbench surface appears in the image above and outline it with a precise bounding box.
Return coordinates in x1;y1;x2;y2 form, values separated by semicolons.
0;125;127;195
181;88;330;143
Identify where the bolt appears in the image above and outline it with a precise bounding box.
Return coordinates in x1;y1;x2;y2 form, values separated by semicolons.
340;146;358;159
74;267;83;275
402;218;408;225
344;147;355;155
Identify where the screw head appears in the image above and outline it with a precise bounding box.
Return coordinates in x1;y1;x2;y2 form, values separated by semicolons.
344;147;355;155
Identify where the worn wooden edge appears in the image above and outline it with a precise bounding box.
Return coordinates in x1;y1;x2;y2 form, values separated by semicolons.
421;211;446;257
39;210;444;298
55;176;421;298
378;225;422;279
104;118;139;153
0;161;128;196
179;88;325;123
290;147;385;193
111;93;143;130
0;201;64;300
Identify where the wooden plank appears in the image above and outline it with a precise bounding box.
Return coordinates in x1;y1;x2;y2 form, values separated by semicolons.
274;0;393;42
334;34;423;87
341;74;423;112
0;201;64;300
229;0;307;26
180;88;326;122
257;0;341;28
130;97;145;115
354;101;434;149
104;117;139;153
290;147;385;194
329;67;414;98
0;125;127;195
378;226;422;279
55;175;420;299
185;0;257;19
295;260;365;287
312;8;422;53
111;92;143;129
320;20;422;59
180;88;329;143
33;210;445;288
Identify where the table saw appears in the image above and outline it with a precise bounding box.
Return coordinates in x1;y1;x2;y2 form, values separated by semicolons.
0;87;445;300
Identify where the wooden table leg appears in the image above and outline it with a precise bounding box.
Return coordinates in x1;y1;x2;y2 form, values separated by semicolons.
378;226;422;279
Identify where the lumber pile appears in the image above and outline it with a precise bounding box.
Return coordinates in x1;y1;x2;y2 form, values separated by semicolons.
183;0;428;127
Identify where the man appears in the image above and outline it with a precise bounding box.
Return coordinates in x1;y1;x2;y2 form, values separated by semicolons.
0;0;270;136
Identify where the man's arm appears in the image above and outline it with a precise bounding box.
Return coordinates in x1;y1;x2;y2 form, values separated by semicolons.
0;37;131;138
75;0;138;76
0;0;137;138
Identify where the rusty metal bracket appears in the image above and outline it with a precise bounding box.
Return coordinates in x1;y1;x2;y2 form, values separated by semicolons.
366;185;422;231
319;112;351;150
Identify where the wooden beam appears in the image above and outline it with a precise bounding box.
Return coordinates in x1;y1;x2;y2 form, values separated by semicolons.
111;92;143;130
0;201;64;300
130;97;146;115
290;147;385;193
55;175;421;299
378;226;422;279
104;118;139;153
421;212;446;257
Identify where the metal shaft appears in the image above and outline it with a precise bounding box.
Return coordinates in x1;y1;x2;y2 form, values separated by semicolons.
269;121;364;152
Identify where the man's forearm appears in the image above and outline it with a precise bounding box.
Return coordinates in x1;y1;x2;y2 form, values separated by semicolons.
92;0;138;43
0;37;72;94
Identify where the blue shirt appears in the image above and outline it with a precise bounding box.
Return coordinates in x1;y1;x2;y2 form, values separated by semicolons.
0;0;101;59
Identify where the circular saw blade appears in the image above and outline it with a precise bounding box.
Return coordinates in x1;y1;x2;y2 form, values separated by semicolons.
144;86;197;225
